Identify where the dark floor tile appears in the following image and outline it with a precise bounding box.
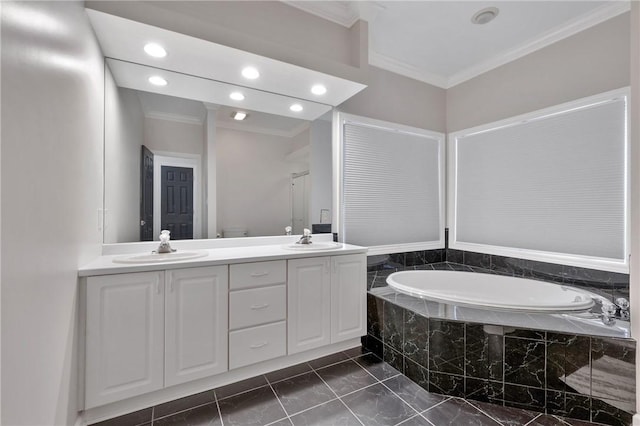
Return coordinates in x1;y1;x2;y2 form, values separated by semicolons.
307;351;350;369
421;398;500;425
271;371;335;415
89;408;152;426
266;419;293;426
469;400;538;426
341;383;416;426
153;403;221;426
526;414;568;425
316;359;378;396
382;375;447;412
354;353;401;380
396;414;432;425
154;390;215;419
215;375;268;400
265;362;312;384
342;345;370;359
218;386;286;426
404;310;429;367
288;399;360;426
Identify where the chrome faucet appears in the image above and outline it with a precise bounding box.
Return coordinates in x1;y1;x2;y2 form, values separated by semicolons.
297;228;312;245
154;230;176;254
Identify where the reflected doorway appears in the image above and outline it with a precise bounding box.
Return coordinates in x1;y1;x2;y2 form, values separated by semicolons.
291;171;310;234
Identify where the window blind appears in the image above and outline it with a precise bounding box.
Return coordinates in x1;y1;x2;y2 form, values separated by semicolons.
452;94;627;267
342;120;443;248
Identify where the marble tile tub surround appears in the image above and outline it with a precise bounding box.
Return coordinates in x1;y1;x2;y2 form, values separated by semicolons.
89;346;607;426
364;294;636;426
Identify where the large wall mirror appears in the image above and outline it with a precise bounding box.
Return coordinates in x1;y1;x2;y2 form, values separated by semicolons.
104;59;334;243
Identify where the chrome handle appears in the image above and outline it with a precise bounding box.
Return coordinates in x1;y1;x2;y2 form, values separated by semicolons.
250;272;269;277
250;303;269;310
250;342;268;349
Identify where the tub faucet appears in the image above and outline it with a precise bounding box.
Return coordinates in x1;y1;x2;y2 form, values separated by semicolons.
297;228;312;245
154;230;176;254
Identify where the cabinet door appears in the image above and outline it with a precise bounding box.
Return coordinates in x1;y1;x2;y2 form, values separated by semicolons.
165;266;228;387
287;257;331;354
331;254;367;343
85;272;164;408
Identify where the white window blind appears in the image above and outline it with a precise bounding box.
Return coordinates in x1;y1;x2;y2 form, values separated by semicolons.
451;90;628;272
341;116;444;251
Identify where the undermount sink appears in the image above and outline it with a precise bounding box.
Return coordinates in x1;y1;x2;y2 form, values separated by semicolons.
282;242;342;251
113;251;208;264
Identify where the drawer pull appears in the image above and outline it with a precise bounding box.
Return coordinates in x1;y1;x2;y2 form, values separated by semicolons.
250;271;269;277
250;303;270;310
250;342;268;349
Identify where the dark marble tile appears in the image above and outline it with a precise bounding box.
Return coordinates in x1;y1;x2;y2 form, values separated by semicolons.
526;414;570;425
215;375;268;400
288;399;360;426
372;269;395;288
383;344;404;374
546;390;591;421
413;264;435;271
362;334;384;358
591;398;633;426
342;345;370;359
562;266;628;291
367;271;376;290
429;319;464;375
341;383;416;426
396;414;432;425
271;371;335;416
383;301;404;352
469;400;538;426
431;262;454;271
504;338;546;388
316;359;378;397
354;353;401;380
403;310;429;367
528;260;565;284
557;417;598;426
428;372;465;398
265;362;313;384
421;398;500;425
218;386;286;426
367;254;404;272
591;338;635;406
546;334;590;393
382;374;446;412
446;249;464;264
153;403;221;426
491;256;531;277
389;253;407;268
90;408;152;426
154;390;215;419
448;263;474;272
464;251;492;269
367;293;383;340
424;249;444;264
466;324;503;381
504;328;546;341
404;358;429;391
503;384;546;411
307;351;350;370
266;419;293;426
405;251;426;267
465;379;503;404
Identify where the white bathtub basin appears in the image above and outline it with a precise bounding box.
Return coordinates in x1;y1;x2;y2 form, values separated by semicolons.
387;270;595;313
113;251;208;264
282;242;342;251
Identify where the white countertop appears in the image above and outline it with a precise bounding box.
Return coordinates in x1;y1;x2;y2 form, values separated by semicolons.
78;243;367;277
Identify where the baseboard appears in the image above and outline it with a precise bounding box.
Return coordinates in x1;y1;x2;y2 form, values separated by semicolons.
632;413;640;425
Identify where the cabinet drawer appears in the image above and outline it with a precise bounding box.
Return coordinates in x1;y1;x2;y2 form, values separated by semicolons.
229;321;286;369
229;285;286;330
230;260;286;290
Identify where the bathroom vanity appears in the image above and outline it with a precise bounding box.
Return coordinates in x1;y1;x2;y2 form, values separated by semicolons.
78;239;367;420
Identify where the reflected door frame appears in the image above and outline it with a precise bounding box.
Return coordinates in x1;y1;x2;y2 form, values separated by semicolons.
152;151;202;240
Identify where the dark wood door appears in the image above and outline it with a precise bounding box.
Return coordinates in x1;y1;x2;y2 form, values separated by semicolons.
161;165;194;240
140;146;154;241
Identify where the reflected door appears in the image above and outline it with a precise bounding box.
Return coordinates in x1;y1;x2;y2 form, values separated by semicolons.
161;166;194;240
292;172;310;234
140;146;154;241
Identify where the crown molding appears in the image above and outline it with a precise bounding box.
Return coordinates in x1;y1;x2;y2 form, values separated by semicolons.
369;51;449;89
447;1;631;88
216;120;310;139
144;111;204;125
282;1;360;27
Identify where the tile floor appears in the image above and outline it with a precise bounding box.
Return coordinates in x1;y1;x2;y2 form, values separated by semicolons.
92;347;606;426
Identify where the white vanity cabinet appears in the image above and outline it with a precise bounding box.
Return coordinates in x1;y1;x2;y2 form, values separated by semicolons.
288;254;366;354
84;266;228;408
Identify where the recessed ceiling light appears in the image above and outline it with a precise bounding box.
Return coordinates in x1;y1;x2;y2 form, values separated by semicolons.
144;43;167;58
229;92;245;101
311;84;327;95
289;104;303;112
232;111;247;121
241;67;260;79
148;76;167;86
471;7;499;25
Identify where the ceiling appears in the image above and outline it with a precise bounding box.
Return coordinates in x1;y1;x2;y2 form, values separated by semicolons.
285;1;630;88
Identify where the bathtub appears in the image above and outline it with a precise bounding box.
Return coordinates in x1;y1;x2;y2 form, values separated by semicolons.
386;270;595;313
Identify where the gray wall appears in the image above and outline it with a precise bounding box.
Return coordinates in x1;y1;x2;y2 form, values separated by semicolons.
1;1;104;424
447;13;631;132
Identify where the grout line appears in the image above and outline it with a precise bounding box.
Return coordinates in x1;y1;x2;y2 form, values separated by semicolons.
214;387;224;426
152;399;219;423
266;380;291;421
378;380;424;417
462;399;505;425
311;369;365;426
523;413;544;426
394;413;427;426
265;365;314;385
215;382;271;402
